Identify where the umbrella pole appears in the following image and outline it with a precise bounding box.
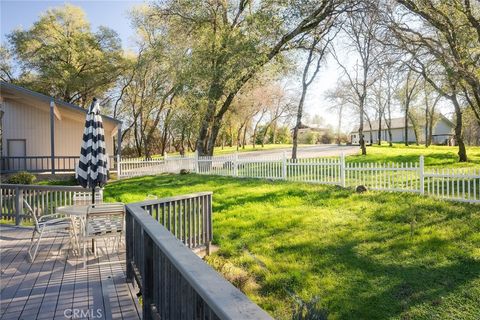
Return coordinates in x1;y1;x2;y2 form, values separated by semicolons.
91;186;96;254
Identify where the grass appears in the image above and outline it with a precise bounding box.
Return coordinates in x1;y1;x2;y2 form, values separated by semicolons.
105;174;480;320
348;144;480;168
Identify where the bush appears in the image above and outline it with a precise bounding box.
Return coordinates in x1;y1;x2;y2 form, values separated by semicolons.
6;172;36;185
319;131;335;144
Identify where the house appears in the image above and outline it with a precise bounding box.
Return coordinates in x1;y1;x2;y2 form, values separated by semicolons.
0;81;122;173
292;123;330;144
350;115;455;145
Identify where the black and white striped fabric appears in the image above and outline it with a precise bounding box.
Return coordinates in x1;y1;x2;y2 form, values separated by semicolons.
76;99;108;189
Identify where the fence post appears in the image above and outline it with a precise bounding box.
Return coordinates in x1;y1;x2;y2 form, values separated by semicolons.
233;153;238;177
14;187;23;225
282;151;287;180
116;154;121;179
194;150;199;173
419;155;425;195
340;153;346;187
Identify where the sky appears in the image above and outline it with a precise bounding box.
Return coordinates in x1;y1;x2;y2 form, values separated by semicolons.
1;0;140;50
0;0;383;132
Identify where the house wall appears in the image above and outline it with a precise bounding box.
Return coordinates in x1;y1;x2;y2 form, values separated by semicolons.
54;116;115;157
1;99;51;157
350;118;454;145
1;98;116;171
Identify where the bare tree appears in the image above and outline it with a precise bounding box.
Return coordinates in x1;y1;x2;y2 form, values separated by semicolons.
332;2;383;155
292;24;335;159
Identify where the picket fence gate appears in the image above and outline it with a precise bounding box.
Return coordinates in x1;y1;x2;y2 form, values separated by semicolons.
116;153;480;204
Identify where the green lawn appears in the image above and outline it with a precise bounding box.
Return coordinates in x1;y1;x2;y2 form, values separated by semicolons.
105;174;480;320
348;144;480;168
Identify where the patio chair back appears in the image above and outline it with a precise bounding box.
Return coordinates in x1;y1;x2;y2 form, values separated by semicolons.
85;203;125;238
23;199;40;231
73;190;103;206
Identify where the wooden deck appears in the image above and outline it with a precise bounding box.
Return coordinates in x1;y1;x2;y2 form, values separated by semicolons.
0;225;141;320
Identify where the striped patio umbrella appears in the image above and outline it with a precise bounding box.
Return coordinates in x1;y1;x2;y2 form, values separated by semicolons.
75;98;108;203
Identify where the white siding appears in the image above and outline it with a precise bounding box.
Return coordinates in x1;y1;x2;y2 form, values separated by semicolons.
433;118;454;135
351;118;453;145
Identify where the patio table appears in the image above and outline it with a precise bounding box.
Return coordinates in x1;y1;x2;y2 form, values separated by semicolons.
57;205;89;218
57;205;90;253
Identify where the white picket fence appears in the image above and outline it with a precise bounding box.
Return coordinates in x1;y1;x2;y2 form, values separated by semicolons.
117;153;480;204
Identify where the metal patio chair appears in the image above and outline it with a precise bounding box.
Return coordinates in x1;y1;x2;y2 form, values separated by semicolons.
81;203;125;268
25;199;77;263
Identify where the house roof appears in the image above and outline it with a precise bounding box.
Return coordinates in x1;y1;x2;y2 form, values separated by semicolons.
350;115;454;133
290;123;329;131
0;81;121;125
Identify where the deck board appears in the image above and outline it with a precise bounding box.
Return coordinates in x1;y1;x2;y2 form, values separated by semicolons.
0;226;141;320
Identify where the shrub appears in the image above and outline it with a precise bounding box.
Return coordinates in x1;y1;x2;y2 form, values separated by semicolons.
319;131;335;144
6;172;36;185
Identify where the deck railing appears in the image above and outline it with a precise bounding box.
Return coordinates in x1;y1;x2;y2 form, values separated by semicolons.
0;155;116;173
0;184;103;224
125;193;272;320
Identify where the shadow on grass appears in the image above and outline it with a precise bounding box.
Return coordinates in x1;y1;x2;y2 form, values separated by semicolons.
271;237;479;319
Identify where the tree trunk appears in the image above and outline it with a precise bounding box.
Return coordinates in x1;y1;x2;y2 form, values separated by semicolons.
292;87;307;160
428;116;434;146
337;104;343;145
452;94;467;162
359;97;366;155
404;106;409;146
242;125;248;149
425;103;429;147
377;111;382;145
160;109;171;156
196;101;216;156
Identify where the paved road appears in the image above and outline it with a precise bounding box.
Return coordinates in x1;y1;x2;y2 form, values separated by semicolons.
236;145;360;159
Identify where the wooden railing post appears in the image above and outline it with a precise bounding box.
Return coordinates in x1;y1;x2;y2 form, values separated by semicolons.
207;193;213;255
125;211;134;283
143;232;154;320
14;187;23;225
282;151;287;180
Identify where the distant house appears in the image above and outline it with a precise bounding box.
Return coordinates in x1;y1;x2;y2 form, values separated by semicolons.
350;115;455;145
292;123;330;144
0;82;122;173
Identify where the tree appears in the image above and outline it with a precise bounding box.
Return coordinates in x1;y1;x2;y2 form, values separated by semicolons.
396;68;421;146
0;46;15;82
326;79;360;145
7;4;126;107
422;80;441;147
147;0;353;155
332;1;384;155
385;2;472;161
395;0;480;125
292;23;335;159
